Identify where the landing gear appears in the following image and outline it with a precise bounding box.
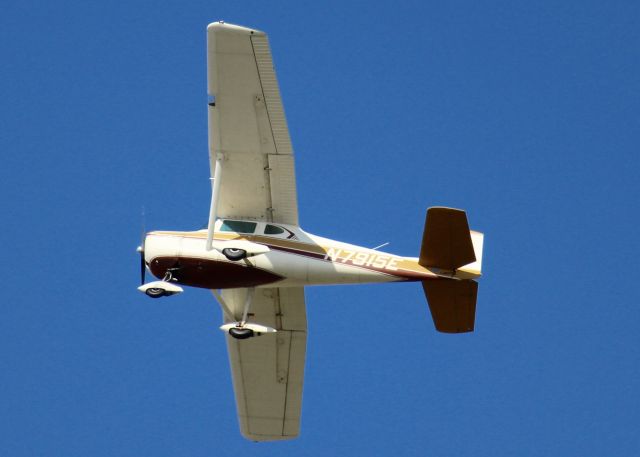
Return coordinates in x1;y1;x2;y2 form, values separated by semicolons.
137;279;184;298
230;287;255;339
222;248;247;261
229;327;254;339
214;288;277;340
145;287;166;298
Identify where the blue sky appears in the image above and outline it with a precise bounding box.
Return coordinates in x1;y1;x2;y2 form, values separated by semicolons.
1;1;639;455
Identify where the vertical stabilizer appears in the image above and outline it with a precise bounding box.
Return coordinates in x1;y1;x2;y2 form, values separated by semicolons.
419;207;476;272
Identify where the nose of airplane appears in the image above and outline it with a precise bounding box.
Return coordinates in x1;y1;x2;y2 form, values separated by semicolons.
143;233;182;280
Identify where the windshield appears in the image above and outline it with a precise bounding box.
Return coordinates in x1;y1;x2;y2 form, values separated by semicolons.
219;220;257;234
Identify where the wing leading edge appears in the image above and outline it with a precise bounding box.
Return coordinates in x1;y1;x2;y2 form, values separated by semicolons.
216;287;307;441
207;22;299;225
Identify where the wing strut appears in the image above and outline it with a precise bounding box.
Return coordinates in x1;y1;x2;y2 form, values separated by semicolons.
206;152;224;250
211;289;234;321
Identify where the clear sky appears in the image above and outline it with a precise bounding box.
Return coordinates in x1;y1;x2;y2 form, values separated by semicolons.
1;1;639;456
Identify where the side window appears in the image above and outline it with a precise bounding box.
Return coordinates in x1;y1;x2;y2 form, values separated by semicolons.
220;220;257;234
264;224;285;235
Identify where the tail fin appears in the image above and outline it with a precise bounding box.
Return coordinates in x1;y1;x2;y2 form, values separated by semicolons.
419;207;476;272
419;207;482;333
422;279;477;333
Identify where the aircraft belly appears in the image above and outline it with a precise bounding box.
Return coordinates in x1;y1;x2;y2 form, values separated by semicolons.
149;256;283;289
148;235;283;289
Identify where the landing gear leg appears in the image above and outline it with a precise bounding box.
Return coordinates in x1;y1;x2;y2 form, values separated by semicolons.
214;288;277;339
229;288;255;339
239;287;254;327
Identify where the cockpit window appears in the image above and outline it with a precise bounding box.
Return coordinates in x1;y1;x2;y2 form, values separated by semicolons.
220;220;257;234
264;224;285;235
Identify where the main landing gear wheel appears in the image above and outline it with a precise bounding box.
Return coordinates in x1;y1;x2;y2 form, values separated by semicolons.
145;287;166;298
229;327;254;339
222;248;247;261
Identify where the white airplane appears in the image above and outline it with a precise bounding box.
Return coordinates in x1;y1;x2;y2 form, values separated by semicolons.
137;21;484;442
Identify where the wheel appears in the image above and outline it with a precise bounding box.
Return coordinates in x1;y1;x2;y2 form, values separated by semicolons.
145;287;166;298
229;327;254;339
222;248;247;261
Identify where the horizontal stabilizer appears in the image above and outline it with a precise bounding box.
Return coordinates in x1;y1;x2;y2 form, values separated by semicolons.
422;279;478;333
419;207;476;272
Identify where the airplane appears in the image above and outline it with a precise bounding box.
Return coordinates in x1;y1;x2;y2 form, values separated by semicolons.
137;21;484;442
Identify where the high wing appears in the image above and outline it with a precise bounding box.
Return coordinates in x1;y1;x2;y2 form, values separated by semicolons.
207;22;299;225
215;287;307;441
208;22;307;441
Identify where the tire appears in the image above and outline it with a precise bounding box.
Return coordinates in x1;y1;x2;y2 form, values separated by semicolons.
222;248;247;261
145;287;166;298
229;327;254;339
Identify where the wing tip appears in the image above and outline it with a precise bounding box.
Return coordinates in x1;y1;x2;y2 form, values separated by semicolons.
207;21;265;36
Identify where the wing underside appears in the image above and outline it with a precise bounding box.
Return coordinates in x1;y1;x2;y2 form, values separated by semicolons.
217;287;307;441
207;22;298;225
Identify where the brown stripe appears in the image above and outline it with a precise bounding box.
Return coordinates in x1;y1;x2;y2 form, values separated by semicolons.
149;256;284;289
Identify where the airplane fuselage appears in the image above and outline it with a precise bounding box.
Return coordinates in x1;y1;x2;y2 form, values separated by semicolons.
143;221;459;291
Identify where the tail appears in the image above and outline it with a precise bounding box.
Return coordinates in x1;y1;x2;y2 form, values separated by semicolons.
419;207;483;333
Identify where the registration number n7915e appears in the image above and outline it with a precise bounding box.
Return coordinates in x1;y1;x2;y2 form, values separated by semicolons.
323;247;399;271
